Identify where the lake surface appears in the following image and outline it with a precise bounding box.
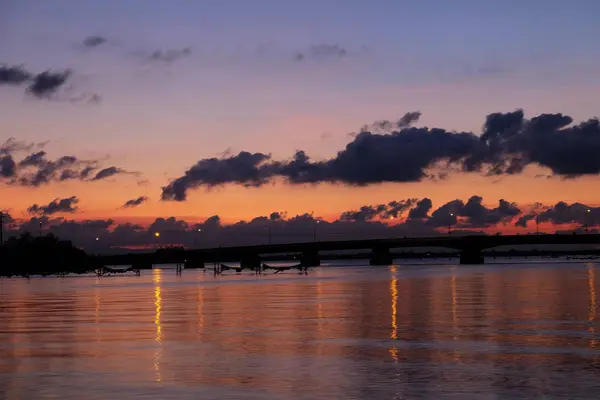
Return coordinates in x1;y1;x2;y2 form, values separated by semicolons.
1;260;600;399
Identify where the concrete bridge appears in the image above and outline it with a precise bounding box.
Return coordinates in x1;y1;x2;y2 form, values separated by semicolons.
95;233;600;269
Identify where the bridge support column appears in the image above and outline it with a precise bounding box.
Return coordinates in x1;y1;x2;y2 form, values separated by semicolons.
300;250;320;267
459;248;484;264
370;247;394;266
240;254;261;269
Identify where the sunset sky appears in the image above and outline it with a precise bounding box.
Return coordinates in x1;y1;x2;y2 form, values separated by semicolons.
2;0;600;243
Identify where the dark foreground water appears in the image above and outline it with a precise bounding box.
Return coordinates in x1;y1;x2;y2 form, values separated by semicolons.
1;261;600;399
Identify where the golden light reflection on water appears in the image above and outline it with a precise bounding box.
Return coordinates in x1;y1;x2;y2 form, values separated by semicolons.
389;266;399;362
450;267;461;361
94;286;100;345
197;285;204;336
153;269;163;382
587;264;596;349
451;267;458;338
316;279;323;331
2;264;600;398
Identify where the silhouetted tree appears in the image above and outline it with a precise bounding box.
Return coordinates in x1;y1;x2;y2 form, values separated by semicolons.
0;233;100;276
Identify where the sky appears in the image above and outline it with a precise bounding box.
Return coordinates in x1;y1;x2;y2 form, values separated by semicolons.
1;0;600;249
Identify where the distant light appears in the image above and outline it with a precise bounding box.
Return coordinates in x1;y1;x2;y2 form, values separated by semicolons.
95;237;99;241
154;232;160;237
197;228;202;232
587;209;592;213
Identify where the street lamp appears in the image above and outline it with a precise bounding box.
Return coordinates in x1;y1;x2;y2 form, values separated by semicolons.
585;209;591;233
313;220;321;242
448;213;454;236
534;212;540;235
194;228;202;248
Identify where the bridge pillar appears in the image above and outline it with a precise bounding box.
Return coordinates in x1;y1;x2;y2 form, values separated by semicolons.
300;250;320;267
240;254;261;269
459;248;484;264
370;246;394;266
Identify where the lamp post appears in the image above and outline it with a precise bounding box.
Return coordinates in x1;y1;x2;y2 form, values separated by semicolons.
535;212;539;235
313;220;321;242
195;228;202;248
448;213;454;236
585;209;591;233
39;221;43;238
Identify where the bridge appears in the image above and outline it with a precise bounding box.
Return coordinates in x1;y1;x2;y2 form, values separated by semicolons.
95;233;600;269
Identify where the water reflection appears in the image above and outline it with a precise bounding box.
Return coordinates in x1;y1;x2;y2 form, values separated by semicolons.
0;263;598;398
588;263;596;349
389;266;399;362
153;268;163;382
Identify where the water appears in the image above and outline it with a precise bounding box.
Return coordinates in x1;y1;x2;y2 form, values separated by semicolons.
1;261;599;399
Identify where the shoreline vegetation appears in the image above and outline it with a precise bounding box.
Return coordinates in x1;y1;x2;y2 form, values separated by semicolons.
0;233;103;278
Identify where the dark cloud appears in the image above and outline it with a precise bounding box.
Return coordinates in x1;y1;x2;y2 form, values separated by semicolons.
19;151;47;167
161;152;277;201
537;201;599;226
0;138;44;155
27;70;71;98
148;47;191;63
1;145;131;187
515;213;536;228
408;198;432;219
92;167;126;181
360;111;422;134
0;64;92;102
6;196;595;253
82;36;108;48
340;199;417;222
162;110;600;201
0;65;32;85
459;196;521;228
0;155;16;177
27;196;79;216
121;196;148;208
295;44;348;61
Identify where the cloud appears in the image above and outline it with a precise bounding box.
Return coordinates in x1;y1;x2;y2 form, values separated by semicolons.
537;201;599;226
161;152;278;201
0;145;132;187
408;198;433;220
162;110;600;201
82;36;108;48
0;155;16;177
5;196;596;253
27;196;79;215
295;44;348;61
0;138;45;155
26;70;71;98
148;47;191;63
0;64;72;100
0;65;32;85
340;199;418;222
459;196;521;228
515;213;536;228
121;196;148;208
92;166;126;181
